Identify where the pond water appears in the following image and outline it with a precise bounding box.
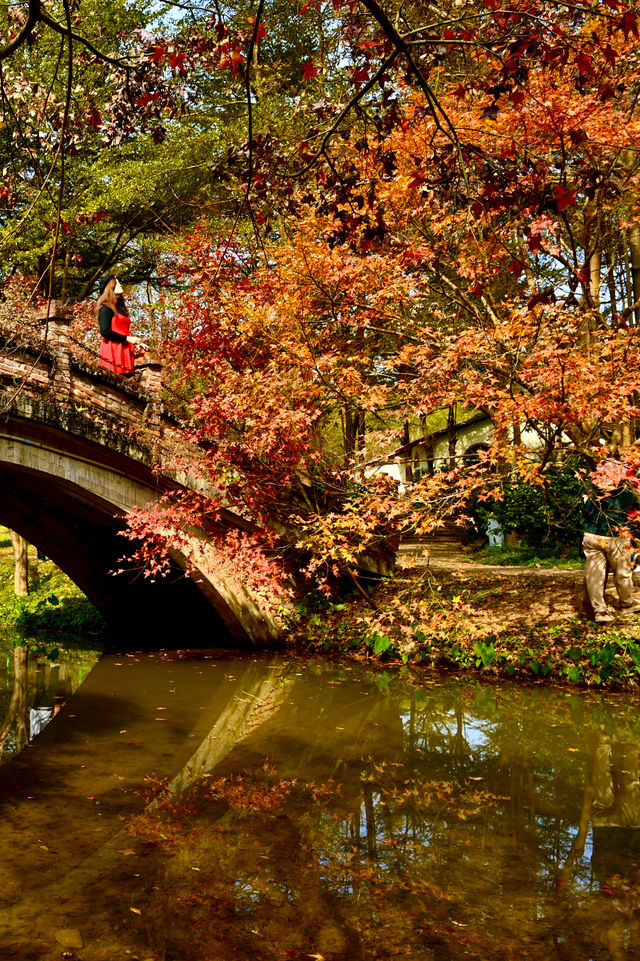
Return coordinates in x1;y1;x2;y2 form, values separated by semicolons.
0;643;99;764
1;647;640;960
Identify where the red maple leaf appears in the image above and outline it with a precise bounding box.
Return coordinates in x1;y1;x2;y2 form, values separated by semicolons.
603;44;617;67
170;51;187;75
576;52;594;77
352;65;370;89
230;47;244;76
621;11;639;38
554;186;577;212
86;106;102;130
301;60;321;81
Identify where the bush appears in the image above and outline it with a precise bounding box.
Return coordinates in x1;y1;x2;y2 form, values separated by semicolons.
469;464;584;551
12;592;104;634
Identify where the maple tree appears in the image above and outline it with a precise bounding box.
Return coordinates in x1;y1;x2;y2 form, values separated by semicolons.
2;0;640;597
121;0;640;597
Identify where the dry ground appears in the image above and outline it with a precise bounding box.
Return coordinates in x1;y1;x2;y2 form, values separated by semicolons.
397;545;640;637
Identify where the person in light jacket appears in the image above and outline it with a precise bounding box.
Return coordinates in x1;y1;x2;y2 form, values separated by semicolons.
582;461;640;624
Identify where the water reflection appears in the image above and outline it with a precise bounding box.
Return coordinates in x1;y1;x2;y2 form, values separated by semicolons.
0;644;97;761
1;656;640;959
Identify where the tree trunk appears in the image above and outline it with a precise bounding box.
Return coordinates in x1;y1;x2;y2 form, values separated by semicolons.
629;224;640;327
9;530;29;596
403;421;413;483
342;407;365;466
447;405;457;470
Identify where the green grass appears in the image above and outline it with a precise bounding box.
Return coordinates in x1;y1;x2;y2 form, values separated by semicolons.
469;544;583;569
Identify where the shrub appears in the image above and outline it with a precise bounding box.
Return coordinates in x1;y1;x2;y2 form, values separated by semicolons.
469;464;584;551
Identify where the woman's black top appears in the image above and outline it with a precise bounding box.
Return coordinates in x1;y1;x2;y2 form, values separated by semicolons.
99;305;127;344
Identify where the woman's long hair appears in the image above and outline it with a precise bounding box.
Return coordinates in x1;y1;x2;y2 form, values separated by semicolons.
95;278;126;318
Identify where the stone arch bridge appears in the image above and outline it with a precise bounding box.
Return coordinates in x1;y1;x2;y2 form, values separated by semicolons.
0;303;281;648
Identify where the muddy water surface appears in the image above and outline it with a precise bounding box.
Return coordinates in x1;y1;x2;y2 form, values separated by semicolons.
1;648;640;960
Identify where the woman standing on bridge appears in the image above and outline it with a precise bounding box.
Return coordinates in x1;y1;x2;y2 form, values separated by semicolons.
95;274;143;375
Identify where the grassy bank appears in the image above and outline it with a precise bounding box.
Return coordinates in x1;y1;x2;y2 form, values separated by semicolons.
0;528;104;655
289;564;640;689
469;544;583;570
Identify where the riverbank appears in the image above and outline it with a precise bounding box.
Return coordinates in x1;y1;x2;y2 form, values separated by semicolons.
289;549;640;689
1;525;638;689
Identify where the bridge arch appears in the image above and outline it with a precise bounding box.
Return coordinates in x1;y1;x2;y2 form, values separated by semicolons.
0;350;283;648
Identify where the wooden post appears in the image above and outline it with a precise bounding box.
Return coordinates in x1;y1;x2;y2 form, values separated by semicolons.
139;352;164;434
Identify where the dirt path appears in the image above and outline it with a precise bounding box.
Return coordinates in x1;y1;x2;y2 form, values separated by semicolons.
396;545;640;635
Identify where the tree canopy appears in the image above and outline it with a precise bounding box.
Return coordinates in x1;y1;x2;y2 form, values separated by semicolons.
3;0;640;594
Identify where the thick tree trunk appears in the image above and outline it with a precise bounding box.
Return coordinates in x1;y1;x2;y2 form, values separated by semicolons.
9;530;29;596
342;407;365;466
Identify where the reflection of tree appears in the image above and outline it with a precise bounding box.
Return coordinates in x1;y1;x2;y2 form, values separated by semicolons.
0;647;78;762
11;660;640;960
0;647;29;756
128;672;640;960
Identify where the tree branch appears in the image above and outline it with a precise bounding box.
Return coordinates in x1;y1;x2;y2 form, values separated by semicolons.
39;9;134;69
0;0;40;61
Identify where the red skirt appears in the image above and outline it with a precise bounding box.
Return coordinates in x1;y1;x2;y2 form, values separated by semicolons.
99;339;135;374
99;312;135;374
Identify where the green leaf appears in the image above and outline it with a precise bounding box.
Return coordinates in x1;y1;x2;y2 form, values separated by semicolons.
373;633;391;655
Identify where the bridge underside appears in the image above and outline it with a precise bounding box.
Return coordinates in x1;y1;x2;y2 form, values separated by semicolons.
0;462;235;649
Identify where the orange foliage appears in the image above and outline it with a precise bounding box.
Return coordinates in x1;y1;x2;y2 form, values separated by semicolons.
127;5;640;593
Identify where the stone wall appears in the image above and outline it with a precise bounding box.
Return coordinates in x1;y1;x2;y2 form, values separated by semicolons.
0;302;183;466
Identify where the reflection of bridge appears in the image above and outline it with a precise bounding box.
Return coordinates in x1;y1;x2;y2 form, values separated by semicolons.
0;303;280;647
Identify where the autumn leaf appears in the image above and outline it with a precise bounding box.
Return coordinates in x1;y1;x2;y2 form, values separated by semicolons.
170;51;187;74
554;186;577;211
301;60;321;81
621;10;639;39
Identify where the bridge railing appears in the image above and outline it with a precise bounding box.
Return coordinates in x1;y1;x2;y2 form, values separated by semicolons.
0;301;167;437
